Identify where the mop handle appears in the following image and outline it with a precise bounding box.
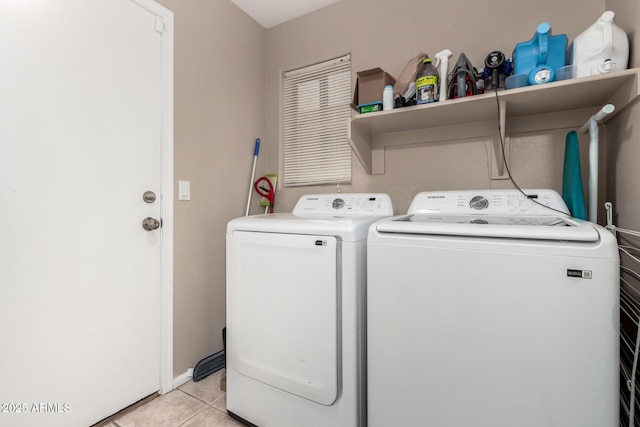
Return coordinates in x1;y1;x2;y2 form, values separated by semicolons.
245;139;260;216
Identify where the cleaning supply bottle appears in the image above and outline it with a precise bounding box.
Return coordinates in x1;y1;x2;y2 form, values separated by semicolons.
383;85;394;110
434;49;453;101
416;56;439;104
513;22;567;85
569;11;629;78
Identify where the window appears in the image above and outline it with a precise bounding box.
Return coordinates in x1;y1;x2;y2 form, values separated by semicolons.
283;54;352;187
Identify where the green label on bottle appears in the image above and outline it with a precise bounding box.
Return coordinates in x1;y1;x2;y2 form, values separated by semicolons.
416;75;438;87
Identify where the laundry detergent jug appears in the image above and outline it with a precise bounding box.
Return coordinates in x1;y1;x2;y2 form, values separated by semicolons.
569;11;628;78
513;22;567;85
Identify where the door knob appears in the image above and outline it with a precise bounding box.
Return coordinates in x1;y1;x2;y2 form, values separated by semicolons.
142;217;161;231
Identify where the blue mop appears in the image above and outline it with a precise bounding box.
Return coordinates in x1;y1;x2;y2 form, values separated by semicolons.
561;131;587;220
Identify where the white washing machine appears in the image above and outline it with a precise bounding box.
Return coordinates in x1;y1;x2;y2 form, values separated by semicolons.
367;189;619;427
226;193;394;427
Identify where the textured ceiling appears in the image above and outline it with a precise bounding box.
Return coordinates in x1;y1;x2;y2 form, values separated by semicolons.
228;0;341;28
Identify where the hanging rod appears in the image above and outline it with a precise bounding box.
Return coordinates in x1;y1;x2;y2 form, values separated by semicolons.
579;104;616;133
579;105;615;223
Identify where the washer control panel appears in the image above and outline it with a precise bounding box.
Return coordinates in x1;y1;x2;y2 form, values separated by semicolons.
408;189;569;216
332;198;346;209
293;193;394;216
469;195;489;210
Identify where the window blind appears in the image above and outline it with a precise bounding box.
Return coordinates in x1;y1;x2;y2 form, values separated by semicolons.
283;54;352;187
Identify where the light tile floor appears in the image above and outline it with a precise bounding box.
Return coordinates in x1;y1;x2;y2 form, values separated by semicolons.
98;369;244;427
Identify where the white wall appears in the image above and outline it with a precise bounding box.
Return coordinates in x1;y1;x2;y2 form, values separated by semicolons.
264;0;604;214
155;0;266;376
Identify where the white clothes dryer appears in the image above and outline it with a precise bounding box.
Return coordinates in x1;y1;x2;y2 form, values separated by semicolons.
226;193;394;427
367;189;619;427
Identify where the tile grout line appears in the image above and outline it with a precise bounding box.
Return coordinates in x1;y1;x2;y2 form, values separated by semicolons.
177;386;211;406
209;394;226;408
176;381;233;423
177;388;230;417
174;389;210;427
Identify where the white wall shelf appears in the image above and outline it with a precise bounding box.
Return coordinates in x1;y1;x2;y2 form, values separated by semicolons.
348;68;640;175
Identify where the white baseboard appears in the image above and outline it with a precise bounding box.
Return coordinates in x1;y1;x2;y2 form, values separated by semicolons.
172;369;193;389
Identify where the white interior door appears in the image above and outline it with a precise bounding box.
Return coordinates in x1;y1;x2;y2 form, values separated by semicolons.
0;1;173;426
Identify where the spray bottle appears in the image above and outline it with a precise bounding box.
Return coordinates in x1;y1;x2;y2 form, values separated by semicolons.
434;49;453;102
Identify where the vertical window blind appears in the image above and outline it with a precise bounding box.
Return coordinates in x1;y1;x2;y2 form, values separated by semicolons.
283;54;352;187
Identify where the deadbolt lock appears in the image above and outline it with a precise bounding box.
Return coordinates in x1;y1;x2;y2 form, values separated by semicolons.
143;191;157;203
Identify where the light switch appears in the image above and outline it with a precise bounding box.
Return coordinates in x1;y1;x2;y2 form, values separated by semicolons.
178;180;190;201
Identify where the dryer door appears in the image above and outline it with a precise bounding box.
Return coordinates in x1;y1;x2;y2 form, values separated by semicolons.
228;231;339;405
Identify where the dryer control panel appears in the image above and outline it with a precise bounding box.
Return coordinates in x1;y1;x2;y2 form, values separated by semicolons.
293;193;394;216
407;189;569;216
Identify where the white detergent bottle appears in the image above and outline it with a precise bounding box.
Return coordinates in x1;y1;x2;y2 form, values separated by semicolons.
569;11;629;77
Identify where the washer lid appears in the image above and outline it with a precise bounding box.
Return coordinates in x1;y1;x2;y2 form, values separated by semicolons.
375;214;600;242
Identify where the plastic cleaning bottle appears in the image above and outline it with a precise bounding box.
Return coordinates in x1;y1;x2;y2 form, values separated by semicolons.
383;85;394;110
416;56;439;104
434;49;453;101
513;22;567;85
569;11;629;78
